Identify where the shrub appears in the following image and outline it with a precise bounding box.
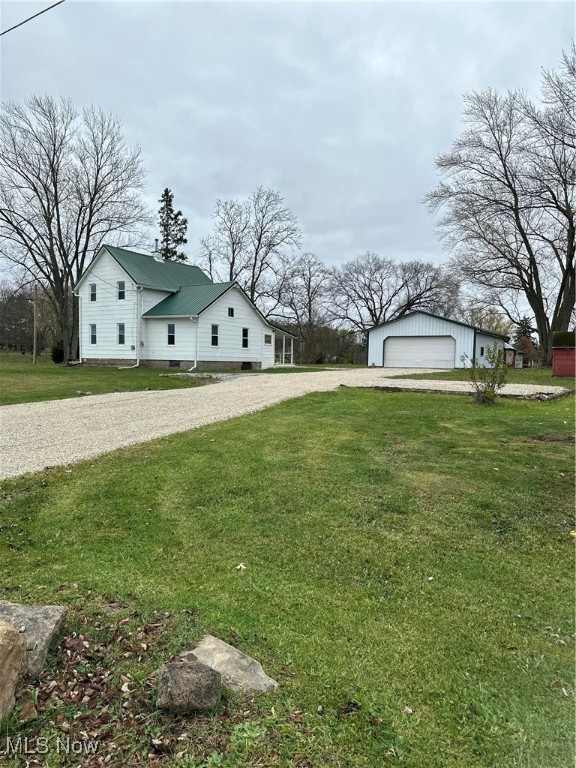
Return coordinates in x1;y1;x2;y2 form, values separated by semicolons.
50;341;64;364
463;345;508;405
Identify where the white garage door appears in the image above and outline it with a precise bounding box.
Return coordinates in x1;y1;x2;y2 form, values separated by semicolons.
383;335;455;368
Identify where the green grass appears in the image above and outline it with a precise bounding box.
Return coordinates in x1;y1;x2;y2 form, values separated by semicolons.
390;366;575;389
0;389;573;767
0;359;210;405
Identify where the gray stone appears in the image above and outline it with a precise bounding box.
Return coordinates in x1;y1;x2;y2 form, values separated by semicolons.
0;601;67;678
183;635;279;693
0;619;25;719
156;659;221;713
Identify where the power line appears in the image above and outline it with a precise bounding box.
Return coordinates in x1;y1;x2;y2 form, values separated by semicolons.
0;0;66;37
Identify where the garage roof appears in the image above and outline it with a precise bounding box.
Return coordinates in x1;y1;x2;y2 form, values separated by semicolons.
367;311;509;340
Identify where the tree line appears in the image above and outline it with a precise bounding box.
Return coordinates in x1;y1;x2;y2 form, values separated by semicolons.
0;46;573;363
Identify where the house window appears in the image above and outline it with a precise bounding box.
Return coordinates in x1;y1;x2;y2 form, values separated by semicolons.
242;328;249;348
117;281;125;300
89;284;96;302
480;346;485;356
264;334;272;345
90;324;97;344
168;323;175;345
228;307;234;317
118;323;125;345
211;324;219;346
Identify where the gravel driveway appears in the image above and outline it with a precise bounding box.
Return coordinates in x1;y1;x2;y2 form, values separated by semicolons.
0;368;569;480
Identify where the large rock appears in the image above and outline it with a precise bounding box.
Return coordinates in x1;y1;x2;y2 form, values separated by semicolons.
182;635;279;693
0;601;67;678
0;619;25;719
156;659;222;713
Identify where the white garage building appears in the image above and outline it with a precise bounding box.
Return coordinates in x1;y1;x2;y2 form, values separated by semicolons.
367;311;508;369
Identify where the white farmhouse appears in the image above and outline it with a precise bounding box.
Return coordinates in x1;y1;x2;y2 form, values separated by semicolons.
74;245;295;369
367;311;508;368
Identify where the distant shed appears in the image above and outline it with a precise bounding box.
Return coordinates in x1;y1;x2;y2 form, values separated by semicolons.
552;331;575;378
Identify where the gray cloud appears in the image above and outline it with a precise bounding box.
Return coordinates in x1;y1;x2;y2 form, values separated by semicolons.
1;1;573;267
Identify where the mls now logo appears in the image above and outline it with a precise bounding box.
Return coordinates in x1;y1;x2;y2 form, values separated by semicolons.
3;736;99;755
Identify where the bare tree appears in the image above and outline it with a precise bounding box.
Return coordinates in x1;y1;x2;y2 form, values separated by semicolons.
200;186;301;312
456;302;514;337
0;96;150;360
272;252;334;363
329;252;459;332
426;47;575;363
0;280;56;353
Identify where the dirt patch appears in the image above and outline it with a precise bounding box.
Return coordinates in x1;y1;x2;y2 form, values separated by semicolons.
532;434;575;443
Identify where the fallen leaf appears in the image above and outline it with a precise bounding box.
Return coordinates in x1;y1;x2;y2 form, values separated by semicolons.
18;700;37;721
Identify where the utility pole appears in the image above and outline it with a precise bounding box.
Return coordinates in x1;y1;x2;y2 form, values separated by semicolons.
32;283;37;364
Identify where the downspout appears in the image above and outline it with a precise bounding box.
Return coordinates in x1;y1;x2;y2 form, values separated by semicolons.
187;315;200;371
118;286;142;369
78;293;82;362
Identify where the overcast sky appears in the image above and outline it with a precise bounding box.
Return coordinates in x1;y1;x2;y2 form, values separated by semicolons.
1;0;573;268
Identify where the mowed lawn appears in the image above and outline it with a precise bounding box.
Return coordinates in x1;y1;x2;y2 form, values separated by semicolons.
0;389;573;767
0;359;211;406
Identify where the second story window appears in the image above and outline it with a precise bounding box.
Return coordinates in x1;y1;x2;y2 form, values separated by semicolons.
264;334;272;344
242;328;249;348
211;324;219;346
90;324;97;344
228;307;234;317
168;323;175;345
117;281;125;300
118;323;125;345
89;283;96;301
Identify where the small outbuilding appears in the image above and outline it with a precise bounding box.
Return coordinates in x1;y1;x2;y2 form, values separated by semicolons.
367;311;508;369
504;343;524;369
551;331;575;377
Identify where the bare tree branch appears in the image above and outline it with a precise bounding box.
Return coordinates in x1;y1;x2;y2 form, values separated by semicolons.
426;48;575;363
0;96;151;360
199;187;301;312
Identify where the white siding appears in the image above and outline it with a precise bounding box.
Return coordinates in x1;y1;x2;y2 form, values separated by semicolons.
197;287;274;364
144;318;197;361
262;331;275;369
139;288;172;354
77;251;172;361
474;334;505;367
78;251;138;360
368;314;475;368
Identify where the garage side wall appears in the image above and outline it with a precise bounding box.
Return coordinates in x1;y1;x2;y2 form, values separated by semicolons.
368;315;474;368
474;334;505;367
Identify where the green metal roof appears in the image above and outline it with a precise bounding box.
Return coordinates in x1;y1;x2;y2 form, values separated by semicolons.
104;245;212;291
142;282;235;317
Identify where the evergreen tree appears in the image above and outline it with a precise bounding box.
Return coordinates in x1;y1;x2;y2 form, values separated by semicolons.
513;316;536;342
157;188;188;261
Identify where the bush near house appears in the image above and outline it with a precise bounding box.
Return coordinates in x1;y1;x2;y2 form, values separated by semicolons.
465;345;508;404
